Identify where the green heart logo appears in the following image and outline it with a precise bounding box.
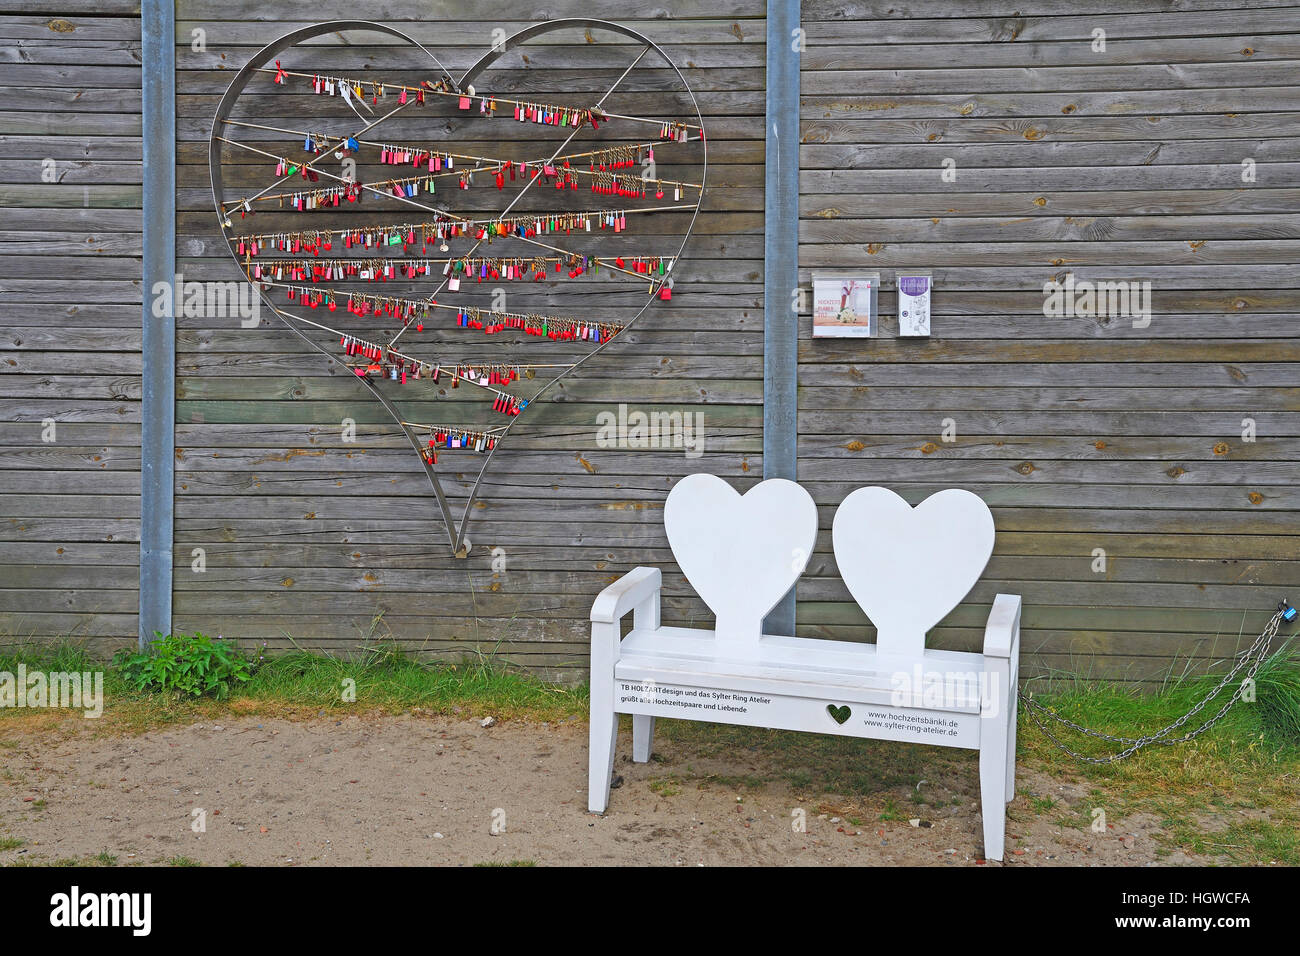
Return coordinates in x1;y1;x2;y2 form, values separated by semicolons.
827;704;851;725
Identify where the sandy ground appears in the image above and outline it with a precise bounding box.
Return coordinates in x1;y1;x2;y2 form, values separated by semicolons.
0;714;1210;866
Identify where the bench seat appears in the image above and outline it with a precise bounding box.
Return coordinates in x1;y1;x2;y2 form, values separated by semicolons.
616;625;985;713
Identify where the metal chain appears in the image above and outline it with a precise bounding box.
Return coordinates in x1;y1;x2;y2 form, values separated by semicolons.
1020;609;1286;765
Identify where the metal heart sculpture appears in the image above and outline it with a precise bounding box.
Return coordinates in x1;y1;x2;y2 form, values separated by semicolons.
208;19;706;556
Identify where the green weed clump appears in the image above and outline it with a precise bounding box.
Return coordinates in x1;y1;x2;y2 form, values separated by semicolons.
114;631;255;700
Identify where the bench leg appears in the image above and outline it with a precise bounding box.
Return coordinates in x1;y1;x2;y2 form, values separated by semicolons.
1006;688;1018;802
979;658;1012;862
588;705;617;813
588;621;619;814
979;728;1008;862
632;715;655;763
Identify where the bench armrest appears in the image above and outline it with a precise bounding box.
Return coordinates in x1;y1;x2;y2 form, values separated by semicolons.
982;593;1022;659
591;566;662;628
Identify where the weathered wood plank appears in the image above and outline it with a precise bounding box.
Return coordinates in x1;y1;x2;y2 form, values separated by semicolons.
802;34;1300;70
801;90;1300;122
799;9;1300;43
174;0;766;21
799;188;1300;219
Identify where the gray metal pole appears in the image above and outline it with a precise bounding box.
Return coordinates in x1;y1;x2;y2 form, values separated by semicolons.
139;0;176;647
763;0;801;635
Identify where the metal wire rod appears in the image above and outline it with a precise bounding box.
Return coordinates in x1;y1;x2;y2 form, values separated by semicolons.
222;117;705;190
256;63;703;131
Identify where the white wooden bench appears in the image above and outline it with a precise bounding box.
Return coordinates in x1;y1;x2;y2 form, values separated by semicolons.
588;473;1022;861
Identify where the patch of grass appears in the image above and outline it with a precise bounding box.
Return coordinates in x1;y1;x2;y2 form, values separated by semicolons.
0;641;101;675
1170;817;1300;865
8;850;129;868
784;769;813;790
166;856;200;867
243;642;585;722
1053;793;1104;831
0;637;587;734
878;797;904;822
1028;795;1060;814
28;800;46;811
1254;638;1300;744
0;838;23;851
648;775;682;797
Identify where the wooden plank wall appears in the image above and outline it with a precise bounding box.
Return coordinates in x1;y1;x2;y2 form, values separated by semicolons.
173;1;767;680
797;0;1300;681
4;1;1292;685
0;6;143;653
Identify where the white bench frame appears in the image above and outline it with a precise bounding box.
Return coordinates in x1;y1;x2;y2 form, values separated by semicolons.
587;486;1023;861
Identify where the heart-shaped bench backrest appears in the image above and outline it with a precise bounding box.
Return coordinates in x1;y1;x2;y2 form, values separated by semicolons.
832;487;995;661
665;474;816;653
